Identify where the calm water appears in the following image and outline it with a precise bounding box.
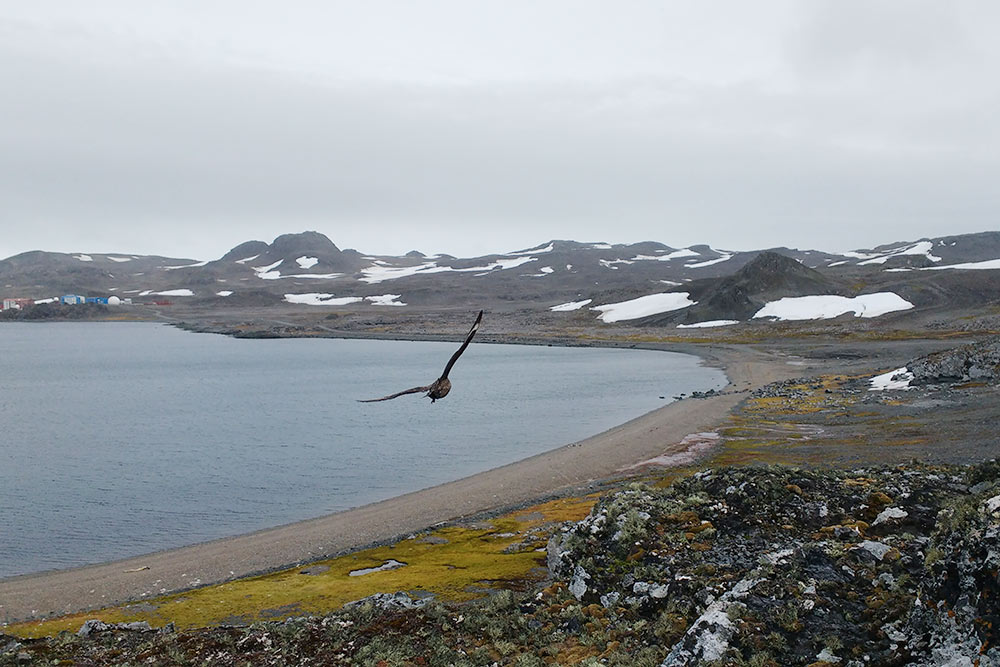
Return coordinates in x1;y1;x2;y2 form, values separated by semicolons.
0;322;725;578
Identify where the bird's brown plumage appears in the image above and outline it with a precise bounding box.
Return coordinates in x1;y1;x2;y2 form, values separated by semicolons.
358;310;483;403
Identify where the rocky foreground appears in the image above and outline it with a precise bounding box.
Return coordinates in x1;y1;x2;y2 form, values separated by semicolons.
5;461;1000;666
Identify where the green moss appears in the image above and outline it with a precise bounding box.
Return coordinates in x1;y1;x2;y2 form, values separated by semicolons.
9;495;595;638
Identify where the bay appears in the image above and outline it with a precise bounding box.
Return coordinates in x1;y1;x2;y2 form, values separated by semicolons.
0;322;725;578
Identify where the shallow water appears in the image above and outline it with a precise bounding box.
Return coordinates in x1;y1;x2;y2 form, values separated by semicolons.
0;322;725;577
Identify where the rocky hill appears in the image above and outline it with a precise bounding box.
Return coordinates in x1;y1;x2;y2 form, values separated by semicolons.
643;251;840;325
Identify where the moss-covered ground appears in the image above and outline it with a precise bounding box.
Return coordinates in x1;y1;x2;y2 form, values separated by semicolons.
6;496;595;639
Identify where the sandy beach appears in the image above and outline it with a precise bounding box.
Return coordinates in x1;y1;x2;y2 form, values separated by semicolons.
0;343;793;624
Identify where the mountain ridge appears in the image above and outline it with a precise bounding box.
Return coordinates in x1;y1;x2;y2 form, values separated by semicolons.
2;230;999;327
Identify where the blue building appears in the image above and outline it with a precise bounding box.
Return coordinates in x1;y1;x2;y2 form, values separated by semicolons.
61;295;86;305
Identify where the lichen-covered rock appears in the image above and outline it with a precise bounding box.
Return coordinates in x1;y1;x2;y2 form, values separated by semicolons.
549;462;1000;665
76;619;152;638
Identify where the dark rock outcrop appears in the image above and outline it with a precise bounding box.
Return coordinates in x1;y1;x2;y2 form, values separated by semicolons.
908;336;1000;385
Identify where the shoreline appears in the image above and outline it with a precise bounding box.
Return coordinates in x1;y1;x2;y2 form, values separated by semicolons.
0;341;794;625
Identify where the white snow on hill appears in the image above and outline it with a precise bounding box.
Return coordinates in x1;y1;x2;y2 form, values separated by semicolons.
283;293;406;306
753;293;913;321
296;256;319;269
361;256;535;284
676;320;739;328
164;260;209;270
685;251;733;269
284;293;363;306
366;294;406;306
550;299;592;312
869;367;915;391
631;248;700;262
923;258;1000;271
508;243;554;255
592;292;696;323
155;289;195;297
845;241;942;265
253;259;284;280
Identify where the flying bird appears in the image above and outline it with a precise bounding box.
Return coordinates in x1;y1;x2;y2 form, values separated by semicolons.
359;310;483;403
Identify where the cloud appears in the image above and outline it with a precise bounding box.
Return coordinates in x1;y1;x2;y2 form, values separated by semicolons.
0;3;998;259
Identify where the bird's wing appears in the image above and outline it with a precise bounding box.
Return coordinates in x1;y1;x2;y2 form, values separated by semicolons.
439;310;483;380
357;385;432;402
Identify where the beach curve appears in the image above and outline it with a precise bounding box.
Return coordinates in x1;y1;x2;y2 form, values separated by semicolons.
0;343;792;624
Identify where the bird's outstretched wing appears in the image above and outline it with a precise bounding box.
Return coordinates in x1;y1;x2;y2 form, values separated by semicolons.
357;385;432;403
440;310;483;380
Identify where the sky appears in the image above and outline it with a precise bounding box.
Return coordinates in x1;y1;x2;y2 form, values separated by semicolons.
1;1;998;260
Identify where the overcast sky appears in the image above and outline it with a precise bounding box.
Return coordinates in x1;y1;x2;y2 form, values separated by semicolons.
2;1;998;260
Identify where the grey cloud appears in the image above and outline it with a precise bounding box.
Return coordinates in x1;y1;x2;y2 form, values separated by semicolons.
1;4;998;260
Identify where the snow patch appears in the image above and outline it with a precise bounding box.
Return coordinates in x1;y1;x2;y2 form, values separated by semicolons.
253;259;284;280
360;261;451;283
366;294;406;306
286;273;343;279
592;292;696;323
508;242;554;255
164;260;209;270
869;367;915;391
550;299;593;312
685;251;733;269
360;256;535;283
856;240;942;265
296;256;319;269
923;258;1000;271
154;289;194;297
664;248;701;260
73;254;93;262
107;256;132;262
599;259;636;269
591;243;613;249
631;248;700;262
753;293;913;321
216;291;233;297
235;254;259;264
284;293;363;306
677;320;739;329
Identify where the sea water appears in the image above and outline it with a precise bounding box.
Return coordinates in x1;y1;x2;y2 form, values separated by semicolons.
0;321;725;577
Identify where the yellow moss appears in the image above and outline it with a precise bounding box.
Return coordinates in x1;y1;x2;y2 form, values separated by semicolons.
9;495;596;638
